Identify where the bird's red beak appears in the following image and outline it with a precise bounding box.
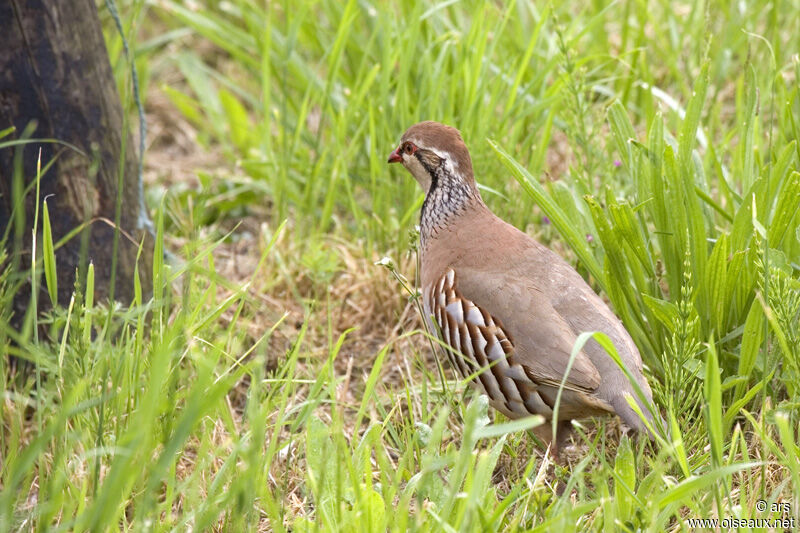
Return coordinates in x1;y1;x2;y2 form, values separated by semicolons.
387;146;402;163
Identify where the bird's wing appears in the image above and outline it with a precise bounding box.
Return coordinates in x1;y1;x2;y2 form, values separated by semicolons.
425;268;603;398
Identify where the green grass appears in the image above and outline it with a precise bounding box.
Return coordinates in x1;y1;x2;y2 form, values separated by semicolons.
2;0;800;530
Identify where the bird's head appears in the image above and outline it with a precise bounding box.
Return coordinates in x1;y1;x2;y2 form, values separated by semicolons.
387;121;476;194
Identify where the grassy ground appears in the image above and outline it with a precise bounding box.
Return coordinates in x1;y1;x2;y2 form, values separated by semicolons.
2;0;800;530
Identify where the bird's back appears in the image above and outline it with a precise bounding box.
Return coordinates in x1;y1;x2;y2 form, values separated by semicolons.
421;203;655;431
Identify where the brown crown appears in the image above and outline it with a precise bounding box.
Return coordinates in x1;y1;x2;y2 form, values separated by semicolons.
401;121;474;178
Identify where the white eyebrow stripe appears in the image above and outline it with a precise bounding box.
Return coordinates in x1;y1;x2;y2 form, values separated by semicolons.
407;138;458;172
431;148;458;169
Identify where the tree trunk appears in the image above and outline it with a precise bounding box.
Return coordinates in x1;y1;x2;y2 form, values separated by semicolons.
0;0;153;315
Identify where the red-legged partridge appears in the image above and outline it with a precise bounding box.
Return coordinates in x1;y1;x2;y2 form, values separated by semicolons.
388;121;657;455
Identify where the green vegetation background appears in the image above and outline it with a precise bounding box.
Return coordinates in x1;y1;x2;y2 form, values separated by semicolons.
1;0;799;530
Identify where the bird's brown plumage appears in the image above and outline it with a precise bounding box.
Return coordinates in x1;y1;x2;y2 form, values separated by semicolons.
400;121;474;178
389;121;657;451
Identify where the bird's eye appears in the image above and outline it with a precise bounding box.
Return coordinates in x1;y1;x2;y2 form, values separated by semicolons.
404;143;415;155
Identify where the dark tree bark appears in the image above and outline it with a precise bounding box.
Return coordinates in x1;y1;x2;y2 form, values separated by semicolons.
0;0;153;313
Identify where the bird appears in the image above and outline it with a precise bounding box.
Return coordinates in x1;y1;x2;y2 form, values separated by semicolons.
388;121;658;457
